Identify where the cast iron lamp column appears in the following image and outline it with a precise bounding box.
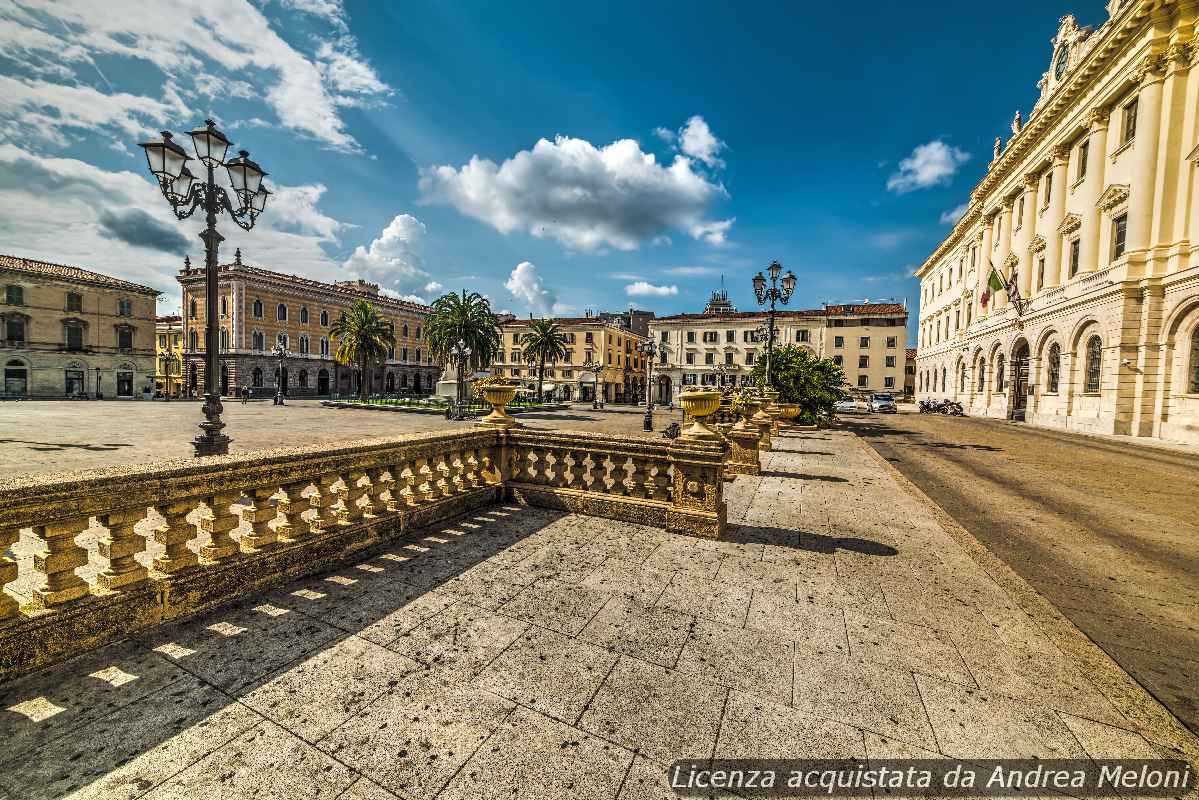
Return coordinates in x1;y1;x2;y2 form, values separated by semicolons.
161;351;179;400
272;342;289;406
637;339;660;432
450;339;471;420
140;120;271;457
752;261;797;388
581;359;602;410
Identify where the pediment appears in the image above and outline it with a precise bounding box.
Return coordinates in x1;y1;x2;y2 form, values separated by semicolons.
1057;213;1082;235
1027;234;1047;253
1096;183;1130;213
1188;141;1199;164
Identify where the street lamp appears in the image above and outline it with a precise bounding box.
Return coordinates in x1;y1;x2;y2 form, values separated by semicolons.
160;351;179;400
751;260;797;388
140;119;271;457
637;340;661;432
271;342;288;406
449;339;471;420
581;359;602;410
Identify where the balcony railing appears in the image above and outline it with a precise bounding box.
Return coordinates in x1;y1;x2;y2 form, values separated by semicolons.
0;425;726;682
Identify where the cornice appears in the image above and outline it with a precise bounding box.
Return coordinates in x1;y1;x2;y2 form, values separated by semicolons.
1058;213;1083;235
1028;235;1048;253
1187;140;1199;164
1096;183;1130;212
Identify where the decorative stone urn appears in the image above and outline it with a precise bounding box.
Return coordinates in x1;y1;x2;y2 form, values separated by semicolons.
732;397;761;434
750;391;773;450
477;381;520;428
677;388;722;440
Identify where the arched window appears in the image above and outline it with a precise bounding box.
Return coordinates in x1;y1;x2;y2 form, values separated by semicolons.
996;354;1006;392
220;328;229;349
299;335;309;354
189;330;198;350
299;369;308;388
415;348;421;363
300;306;308;324
252;367;263;387
320;310;328;327
277;303;287;321
941;367;947;392
189;298;197;319
976;358;986;392
252;331;264;351
1047;344;1061;393
277;332;288;349
253;299;263;318
1190;327;1199;394
917;372;922;392
320;337;329;356
402;323;409;337
220;296;227;317
415;326;421;340
1085;335;1102;392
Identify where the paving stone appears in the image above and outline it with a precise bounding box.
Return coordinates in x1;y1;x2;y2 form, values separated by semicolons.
578;657;726;766
240;635;424;740
338;777;402;799
844;611;974;686
915;674;1089;759
438;705;632;800
580;596;695;668
473;626;619;723
579;557;674;607
656;573;754;627
352;591;459;648
317;674;514;799
0;675;260;800
1058;713;1162;759
389;602;529;681
617;757;693;800
715;689;867;759
744;591;850;658
498;579;611;635
143;718;357;800
435;561;533;610
676;618;794;705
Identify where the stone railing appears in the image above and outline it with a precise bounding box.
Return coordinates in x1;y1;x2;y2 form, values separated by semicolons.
0;425;727;681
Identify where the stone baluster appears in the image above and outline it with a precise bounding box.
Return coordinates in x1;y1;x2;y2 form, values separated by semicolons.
28;518;91;609
152;500;199;574
358;471;378;518
309;474;339;533
336;472;366;524
480;449;498;485
418;459;438;503
0;527;21;620
398;462;421;507
95;508;149;591
593;454;611;492
199;492;240;561
546;449;567;487
239;487;280;552
276;481;311;541
628;457;649;499
464;449;482;489
509;448;529;483
371;468;399;512
567;449;589;491
610;456;630;496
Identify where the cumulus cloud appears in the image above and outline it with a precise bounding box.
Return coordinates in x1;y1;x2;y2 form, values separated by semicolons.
887;140;970;194
505;261;557;316
424;280;444;294
662;265;719;276
677;115;725;168
97;208;191;255
939;202;969;225
0;0;389;152
418;132;731;252
625;281;678;297
341;214;433;297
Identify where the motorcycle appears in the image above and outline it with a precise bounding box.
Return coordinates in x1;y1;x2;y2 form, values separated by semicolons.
919;398;966;416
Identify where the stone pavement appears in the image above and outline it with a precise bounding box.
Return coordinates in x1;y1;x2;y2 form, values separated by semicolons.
1;429;1194;799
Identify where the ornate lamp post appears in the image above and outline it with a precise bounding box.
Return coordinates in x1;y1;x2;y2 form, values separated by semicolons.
449;339;471;420
581;358;602;410
752;261;797;387
271;342;288;406
160;351;179;400
140;120;271;457
637;340;660;432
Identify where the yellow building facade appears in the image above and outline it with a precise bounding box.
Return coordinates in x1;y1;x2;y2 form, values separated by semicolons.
492;315;648;403
178;251;438;397
915;2;1199;444
1;254;160;399
154;315;184;398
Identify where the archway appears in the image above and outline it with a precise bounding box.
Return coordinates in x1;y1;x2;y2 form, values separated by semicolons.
4;359;28;397
318;368;330;395
657;374;672;404
386;372;395;393
1011;339;1030;421
220;363;229;396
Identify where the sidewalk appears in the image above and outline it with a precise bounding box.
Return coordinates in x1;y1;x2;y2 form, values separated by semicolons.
1;429;1194;799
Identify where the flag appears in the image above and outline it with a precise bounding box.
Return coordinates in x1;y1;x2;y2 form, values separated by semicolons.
980;262;1004;307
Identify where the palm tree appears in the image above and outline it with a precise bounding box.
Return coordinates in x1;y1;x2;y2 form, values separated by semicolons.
330;299;395;400
424;290;502;407
521;319;569;402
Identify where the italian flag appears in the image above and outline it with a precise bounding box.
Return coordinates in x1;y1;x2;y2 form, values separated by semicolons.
980;264;1005;306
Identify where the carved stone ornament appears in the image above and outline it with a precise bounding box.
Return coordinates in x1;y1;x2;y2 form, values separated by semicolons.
1051;143;1071;163
993;137;1002;160
1023;172;1040;190
1096;183;1130;213
1011;110;1023;135
1089;106;1111;127
1003;252;1020;270
1057;213;1082;235
1132;53;1166;84
1028;234;1047;253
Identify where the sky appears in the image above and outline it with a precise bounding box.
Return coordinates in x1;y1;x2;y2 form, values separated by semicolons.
0;0;1113;337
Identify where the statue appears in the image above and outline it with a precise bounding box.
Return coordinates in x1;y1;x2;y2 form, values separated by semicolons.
993;137;1002;160
1011;110;1022;134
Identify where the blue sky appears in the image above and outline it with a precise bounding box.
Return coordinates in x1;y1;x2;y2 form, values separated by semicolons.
0;1;1110;335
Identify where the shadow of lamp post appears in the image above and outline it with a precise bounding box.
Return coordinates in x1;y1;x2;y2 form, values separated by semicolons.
139;120;271;457
751;261;797;388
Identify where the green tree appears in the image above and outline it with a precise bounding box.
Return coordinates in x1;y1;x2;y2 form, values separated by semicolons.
330;299;396;400
520;319;569;402
424;290;502;406
750;344;845;425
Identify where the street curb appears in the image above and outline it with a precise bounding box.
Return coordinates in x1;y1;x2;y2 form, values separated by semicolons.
853;433;1199;764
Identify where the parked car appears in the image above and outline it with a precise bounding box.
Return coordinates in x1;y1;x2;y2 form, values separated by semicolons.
833;398;859;414
868;393;897;413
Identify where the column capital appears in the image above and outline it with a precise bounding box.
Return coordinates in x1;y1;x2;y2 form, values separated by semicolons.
1131;52;1167;86
1088;106;1111;130
1022;172;1040;190
1051;144;1071;165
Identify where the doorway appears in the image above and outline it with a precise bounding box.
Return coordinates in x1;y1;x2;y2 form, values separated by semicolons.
1011;341;1030;421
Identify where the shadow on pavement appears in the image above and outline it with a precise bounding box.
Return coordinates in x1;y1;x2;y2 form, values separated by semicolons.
725;522;897;557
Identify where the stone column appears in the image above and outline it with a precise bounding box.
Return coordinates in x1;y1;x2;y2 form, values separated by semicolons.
995;201;1014;310
1127;54;1166;257
0;527;19;621
1044;146;1071;286
978;214;995;317
1080;108;1111;275
1018;176;1038;297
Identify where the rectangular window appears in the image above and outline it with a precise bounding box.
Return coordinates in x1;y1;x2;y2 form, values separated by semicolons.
1122;97;1138;145
745;352;754;365
858;355;869;368
724;352;733;366
885;355;896;368
834;336;844;348
1069;239;1081;278
1111;214;1128;260
1038;257;1046;287
884;376;895;389
886;336;897;348
832;355;843;366
857;375;868;388
118;328;133;350
585;332;593;343
1043;171;1053;207
6;317;25;342
66;292;82;312
660;331;668;343
686;331;695;344
796;329;809;342
725;330;735;343
685;353;694;365
5;285;23;305
859;336;870;348
66;325;83;350
1077;139;1089;180
704;352;714;365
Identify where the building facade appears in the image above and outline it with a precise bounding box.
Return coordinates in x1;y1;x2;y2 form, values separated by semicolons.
178;251;439;398
915;2;1199;444
491;315;648;403
155;315;184;398
1;254;160;399
649;290;908;402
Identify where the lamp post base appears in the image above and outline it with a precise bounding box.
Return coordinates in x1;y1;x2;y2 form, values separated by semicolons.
643;407;653;432
193;392;230;457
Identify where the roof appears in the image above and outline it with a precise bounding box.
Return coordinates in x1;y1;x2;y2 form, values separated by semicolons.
156;315;182;323
501;316;642;332
823;303;906;315
0;254;161;295
905;348;917;360
654;303;906;323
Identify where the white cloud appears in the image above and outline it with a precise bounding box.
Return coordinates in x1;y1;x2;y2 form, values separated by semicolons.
418;133;731;252
886;140;970;194
0;75;188;145
278;0;348;31
341;214;433;297
689;218;734;246
625;281;678;297
939;202;969;224
677;115;725;168
0;0;389;152
652;126;675;143
424;280;444;294
662;265;719;276
504;261;557;316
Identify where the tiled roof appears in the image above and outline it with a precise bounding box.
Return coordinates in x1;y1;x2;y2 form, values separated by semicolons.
502;316;615;327
905;348;917;360
156;314;182;323
654;303;907;322
0;254;161;295
823;303;907;315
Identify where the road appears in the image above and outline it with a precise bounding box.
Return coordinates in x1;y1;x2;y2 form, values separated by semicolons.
843;411;1199;736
